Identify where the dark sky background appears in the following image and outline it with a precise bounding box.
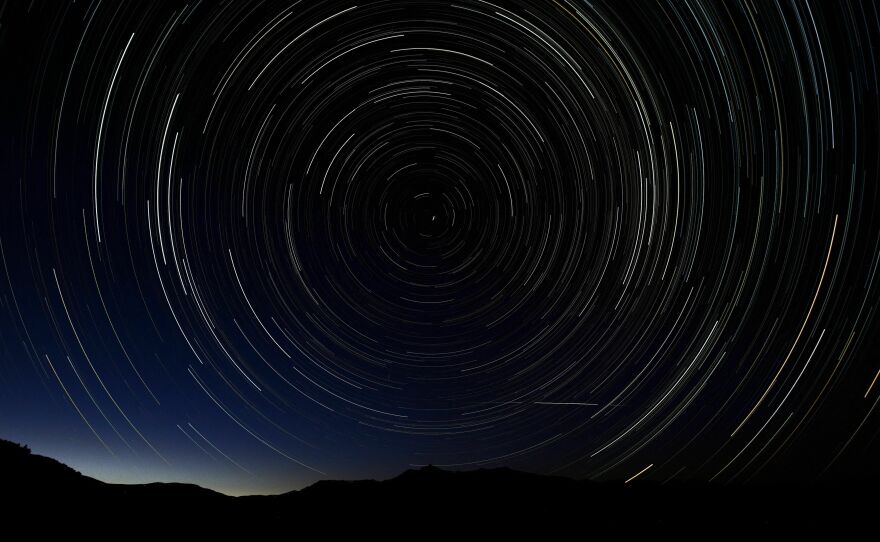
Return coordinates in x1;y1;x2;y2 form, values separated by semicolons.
1;0;879;496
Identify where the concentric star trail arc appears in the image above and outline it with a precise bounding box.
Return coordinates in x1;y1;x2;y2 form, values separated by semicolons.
0;0;878;495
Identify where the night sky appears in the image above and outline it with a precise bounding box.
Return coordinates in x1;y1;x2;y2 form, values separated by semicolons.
1;0;879;496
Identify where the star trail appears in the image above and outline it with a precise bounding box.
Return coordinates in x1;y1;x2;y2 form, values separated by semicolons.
1;0;879;495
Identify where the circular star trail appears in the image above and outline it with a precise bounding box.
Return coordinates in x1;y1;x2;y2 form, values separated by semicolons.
1;0;879;492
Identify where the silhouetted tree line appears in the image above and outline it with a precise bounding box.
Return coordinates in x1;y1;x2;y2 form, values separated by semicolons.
0;439;31;456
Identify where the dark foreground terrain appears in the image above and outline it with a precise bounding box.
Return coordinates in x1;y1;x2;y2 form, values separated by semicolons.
0;438;871;533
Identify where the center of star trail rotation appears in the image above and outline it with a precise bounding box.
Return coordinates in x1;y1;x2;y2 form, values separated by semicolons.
0;0;878;495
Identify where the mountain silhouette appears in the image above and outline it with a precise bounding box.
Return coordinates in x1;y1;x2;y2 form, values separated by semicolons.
0;438;871;532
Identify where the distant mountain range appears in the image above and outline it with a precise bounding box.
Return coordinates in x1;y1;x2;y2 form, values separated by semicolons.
1;438;871;532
